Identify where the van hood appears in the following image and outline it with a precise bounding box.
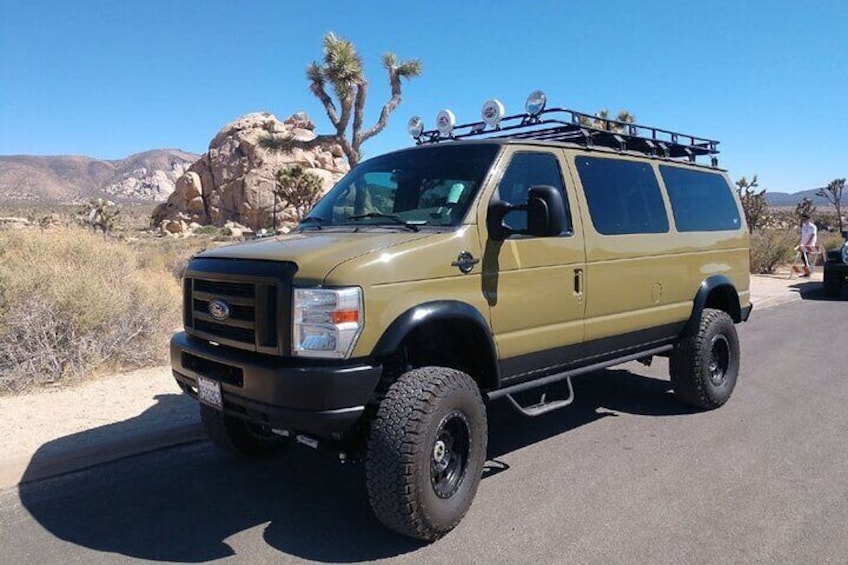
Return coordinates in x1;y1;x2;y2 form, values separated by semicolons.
198;230;434;283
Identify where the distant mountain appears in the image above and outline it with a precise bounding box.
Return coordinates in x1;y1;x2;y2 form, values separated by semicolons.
0;149;200;203
766;188;848;208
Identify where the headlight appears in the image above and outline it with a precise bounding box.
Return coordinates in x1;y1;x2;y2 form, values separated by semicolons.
842;242;848;264
293;287;363;358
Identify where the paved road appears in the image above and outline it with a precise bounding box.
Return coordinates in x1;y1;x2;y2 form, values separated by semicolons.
2;293;847;564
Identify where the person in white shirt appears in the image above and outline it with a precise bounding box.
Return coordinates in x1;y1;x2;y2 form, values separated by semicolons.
799;213;818;276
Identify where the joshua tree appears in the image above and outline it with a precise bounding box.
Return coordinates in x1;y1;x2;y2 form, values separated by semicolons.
735;175;769;232
79;198;120;238
794;197;817;223
816;178;845;233
274;166;325;223
579;109;636;133
261;32;422;166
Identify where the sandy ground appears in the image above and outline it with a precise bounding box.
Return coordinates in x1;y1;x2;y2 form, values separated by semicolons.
0;366;189;461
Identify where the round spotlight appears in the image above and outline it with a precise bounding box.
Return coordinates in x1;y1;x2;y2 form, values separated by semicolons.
525;90;547;116
407;116;424;139
436;109;456;137
481;99;506;128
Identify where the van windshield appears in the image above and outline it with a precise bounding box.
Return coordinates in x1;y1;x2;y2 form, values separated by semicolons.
306;144;499;229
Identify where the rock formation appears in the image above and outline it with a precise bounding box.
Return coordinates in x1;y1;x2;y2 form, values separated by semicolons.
152;112;349;231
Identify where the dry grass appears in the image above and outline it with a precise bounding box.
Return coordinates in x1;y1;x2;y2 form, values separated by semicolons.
749;229;798;274
0;227;182;394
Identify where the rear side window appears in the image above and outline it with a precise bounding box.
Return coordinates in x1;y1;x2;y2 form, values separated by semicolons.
660;166;742;232
575;157;669;235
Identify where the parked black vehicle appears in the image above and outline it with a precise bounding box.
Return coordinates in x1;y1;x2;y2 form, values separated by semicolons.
823;232;848;298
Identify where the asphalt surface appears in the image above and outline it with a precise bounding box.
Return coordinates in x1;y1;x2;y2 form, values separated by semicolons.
1;292;846;564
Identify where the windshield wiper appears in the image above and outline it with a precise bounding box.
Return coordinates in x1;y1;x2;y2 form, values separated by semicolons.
346;212;423;232
299;215;325;229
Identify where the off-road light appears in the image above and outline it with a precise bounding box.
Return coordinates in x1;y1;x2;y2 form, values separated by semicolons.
407;116;424;139
481;99;505;128
436;109;456;137
525;90;547;116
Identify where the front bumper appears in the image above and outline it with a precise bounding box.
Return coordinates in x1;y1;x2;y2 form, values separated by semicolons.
824;262;848;277
170;332;382;440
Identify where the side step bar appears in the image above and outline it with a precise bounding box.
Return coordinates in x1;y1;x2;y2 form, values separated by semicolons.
505;378;575;417
488;344;674;417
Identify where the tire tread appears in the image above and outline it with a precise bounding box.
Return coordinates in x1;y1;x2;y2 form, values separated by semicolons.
670;308;738;410
366;367;486;541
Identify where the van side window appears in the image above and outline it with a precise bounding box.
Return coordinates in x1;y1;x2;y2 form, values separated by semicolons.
575;156;669;235
660;166;742;232
497;152;571;232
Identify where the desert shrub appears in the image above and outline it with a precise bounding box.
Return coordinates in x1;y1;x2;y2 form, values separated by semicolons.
0;228;181;393
194;224;221;235
133;237;208;280
818;230;846;255
749;229;797;274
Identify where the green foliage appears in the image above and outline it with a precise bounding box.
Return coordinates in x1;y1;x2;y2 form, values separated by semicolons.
79;198;121;237
578;109;636;133
794;197;817;222
264;32;422;167
275;165;325;221
0;228;181;394
816;178;845;233
735;175;769;232
818;230;846;254
749;229;797;274
258;134;298;154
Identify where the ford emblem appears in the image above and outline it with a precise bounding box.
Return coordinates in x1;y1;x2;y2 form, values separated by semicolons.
208;298;231;321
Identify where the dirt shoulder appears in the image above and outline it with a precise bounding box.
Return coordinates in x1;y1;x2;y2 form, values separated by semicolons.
0;367;196;461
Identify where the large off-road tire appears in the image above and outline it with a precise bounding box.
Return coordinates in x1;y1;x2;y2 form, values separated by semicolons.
366;367;487;541
670;308;740;410
823;268;842;298
200;404;287;457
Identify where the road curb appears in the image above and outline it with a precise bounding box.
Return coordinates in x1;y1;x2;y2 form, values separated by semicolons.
752;293;802;311
0;423;205;491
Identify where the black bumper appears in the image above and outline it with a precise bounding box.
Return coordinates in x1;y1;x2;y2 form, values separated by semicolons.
170;332;382;440
825;262;848;277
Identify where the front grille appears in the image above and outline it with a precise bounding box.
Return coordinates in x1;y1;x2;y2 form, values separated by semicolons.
182;258;296;355
194;279;254;298
192;299;255;322
194;319;255;344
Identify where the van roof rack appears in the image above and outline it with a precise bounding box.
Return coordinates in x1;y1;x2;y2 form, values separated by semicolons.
413;104;720;168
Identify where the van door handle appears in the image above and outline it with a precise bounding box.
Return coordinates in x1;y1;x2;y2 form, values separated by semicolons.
573;269;583;294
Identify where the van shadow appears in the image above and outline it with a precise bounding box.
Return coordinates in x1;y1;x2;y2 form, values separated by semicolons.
789;280;843;301
18;368;684;563
486;367;690;459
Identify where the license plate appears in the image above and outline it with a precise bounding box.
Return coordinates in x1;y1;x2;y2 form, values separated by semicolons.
197;376;223;410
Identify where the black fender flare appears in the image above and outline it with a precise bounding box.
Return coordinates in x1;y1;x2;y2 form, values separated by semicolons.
686;275;742;335
371;301;501;389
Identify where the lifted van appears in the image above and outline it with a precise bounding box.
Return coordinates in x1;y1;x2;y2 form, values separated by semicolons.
171;93;751;541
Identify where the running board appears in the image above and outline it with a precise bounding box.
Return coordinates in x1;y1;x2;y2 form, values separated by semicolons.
488;344;674;416
505;377;574;417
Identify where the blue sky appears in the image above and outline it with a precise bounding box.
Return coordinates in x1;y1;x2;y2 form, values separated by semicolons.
1;0;846;193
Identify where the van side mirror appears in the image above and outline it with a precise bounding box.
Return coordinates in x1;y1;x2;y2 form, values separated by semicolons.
486;200;513;241
527;185;566;237
486;185;567;241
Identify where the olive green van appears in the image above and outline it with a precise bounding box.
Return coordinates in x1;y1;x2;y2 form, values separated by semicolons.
171;94;751;541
